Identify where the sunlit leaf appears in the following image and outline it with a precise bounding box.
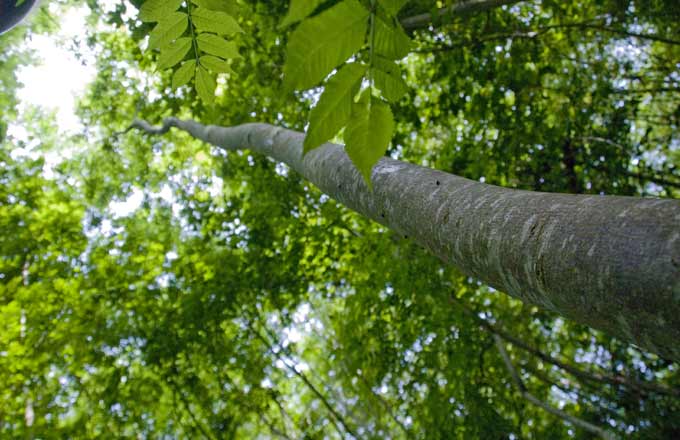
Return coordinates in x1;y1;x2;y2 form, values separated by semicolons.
148;12;188;50
378;0;409;16
196;65;216;102
373;57;407;102
374;17;410;60
139;0;184;22
196;33;241;59
157;37;192;69
191;7;243;36
172;59;196;89
191;0;240;16
280;0;324;28
284;0;369;91
200;55;234;74
305;62;367;153
344;91;394;186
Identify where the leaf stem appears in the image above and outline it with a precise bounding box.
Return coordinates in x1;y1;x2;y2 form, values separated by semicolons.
186;0;201;69
368;0;377;103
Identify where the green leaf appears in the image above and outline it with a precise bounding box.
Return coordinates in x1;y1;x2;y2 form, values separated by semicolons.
284;0;369;91
191;7;243;36
157;37;192;69
374;17;411;60
172;60;196;89
373;57;408;102
148;12;188;50
344;91;394;186
200;55;234;74
304;63;367;153
139;0;184;22
196;66;217;103
191;0;240;16
280;0;325;28
378;0;409;16
196;33;241;59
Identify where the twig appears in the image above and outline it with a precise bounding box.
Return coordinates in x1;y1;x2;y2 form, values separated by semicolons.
494;335;617;439
247;322;357;438
167;378;216;440
450;296;680;398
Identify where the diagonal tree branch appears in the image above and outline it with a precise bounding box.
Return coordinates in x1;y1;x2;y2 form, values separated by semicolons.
494;335;617;439
129;118;680;361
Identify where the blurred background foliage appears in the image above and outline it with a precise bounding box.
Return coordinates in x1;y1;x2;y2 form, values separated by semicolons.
0;0;679;438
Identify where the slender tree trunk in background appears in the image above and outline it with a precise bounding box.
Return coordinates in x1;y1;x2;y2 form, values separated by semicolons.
132;118;680;361
400;0;523;30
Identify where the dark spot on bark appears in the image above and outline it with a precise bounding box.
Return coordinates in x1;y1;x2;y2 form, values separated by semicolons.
442;211;450;224
337;184;342;190
529;219;544;239
672;257;680;269
529;222;539;237
536;254;548;288
436;180;440;186
380;212;385;218
404;235;409;239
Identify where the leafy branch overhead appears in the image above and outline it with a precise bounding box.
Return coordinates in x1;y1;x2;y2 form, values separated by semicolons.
140;0;243;104
138;0;413;185
284;0;412;186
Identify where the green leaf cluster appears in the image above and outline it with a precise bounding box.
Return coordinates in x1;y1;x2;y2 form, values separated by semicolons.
140;0;243;103
283;0;412;185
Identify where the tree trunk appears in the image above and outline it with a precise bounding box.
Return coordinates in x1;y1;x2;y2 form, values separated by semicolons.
133;118;680;361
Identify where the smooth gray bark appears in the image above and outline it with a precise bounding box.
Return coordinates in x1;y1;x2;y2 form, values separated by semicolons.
132;118;680;361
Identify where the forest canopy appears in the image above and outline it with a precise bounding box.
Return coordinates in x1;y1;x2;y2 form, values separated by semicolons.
1;0;679;438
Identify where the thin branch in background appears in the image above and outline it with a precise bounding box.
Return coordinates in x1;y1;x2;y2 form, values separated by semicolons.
553;22;680;46
305;303;414;439
450;296;680;398
272;393;300;439
356;374;414;439
247;322;357;439
623;170;680;190
574;137;680;190
258;412;293;440
167;378;216;440
261;325;349;411
400;0;523;30
421;19;680;54
494;335;617;439
522;362;622;420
